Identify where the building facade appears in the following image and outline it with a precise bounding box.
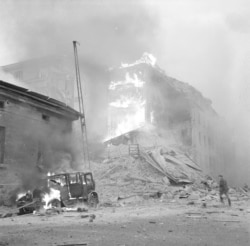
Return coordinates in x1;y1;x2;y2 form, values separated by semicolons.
0;80;80;170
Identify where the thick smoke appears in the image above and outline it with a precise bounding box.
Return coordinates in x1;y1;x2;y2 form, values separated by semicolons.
0;69;27;88
8;107;83;190
0;0;158;67
1;0;250;186
0;0;159;145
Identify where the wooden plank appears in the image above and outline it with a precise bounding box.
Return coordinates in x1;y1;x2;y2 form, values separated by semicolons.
140;151;166;176
17;200;38;210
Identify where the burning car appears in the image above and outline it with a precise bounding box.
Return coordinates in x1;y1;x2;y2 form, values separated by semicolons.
47;172;99;207
16;172;99;214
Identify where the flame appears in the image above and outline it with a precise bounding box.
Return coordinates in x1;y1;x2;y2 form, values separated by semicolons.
110;96;144;108
150;111;155;124
42;188;60;209
107;70;146;140
114;106;145;136
109;73;144;90
121;52;156;68
47;172;55;177
16;192;27;201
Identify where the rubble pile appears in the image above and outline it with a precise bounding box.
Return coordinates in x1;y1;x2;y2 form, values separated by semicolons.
142;146;203;184
93;154;250;207
92;143;208;204
92;156;166;202
93;124;250;206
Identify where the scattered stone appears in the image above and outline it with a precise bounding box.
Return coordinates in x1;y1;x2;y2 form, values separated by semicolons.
149;221;157;224
210;190;217;196
206;211;224;214
100;202;114;207
77;207;87;212
179;191;189;199
81;215;89;219
90;214;96;220
188;193;200;200
201;202;207;208
1;212;13;218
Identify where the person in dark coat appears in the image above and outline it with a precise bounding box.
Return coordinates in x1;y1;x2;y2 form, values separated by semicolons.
218;175;231;206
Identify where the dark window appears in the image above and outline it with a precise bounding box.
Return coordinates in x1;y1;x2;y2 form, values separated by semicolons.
0;101;4;108
42;114;50;121
0;126;5;163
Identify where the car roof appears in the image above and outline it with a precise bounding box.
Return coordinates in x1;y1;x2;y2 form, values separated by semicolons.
47;172;92;178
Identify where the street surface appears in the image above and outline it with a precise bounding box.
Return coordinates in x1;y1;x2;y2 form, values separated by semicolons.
0;200;250;246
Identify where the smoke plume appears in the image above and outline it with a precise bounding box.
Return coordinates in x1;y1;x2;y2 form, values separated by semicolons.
0;0;158;67
1;0;250;186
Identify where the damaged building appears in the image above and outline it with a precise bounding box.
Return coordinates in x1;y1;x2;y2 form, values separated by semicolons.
107;54;232;178
0;54;234;180
0;80;81;171
1;55;109;139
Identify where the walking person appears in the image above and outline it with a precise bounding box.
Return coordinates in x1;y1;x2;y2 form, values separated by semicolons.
218;175;231;206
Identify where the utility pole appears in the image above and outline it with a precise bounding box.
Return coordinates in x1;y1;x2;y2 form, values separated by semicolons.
73;41;90;169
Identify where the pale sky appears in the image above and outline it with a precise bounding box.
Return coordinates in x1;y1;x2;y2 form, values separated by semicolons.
0;0;250;118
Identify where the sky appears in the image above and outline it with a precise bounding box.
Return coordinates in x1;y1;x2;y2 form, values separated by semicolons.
0;0;250;119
